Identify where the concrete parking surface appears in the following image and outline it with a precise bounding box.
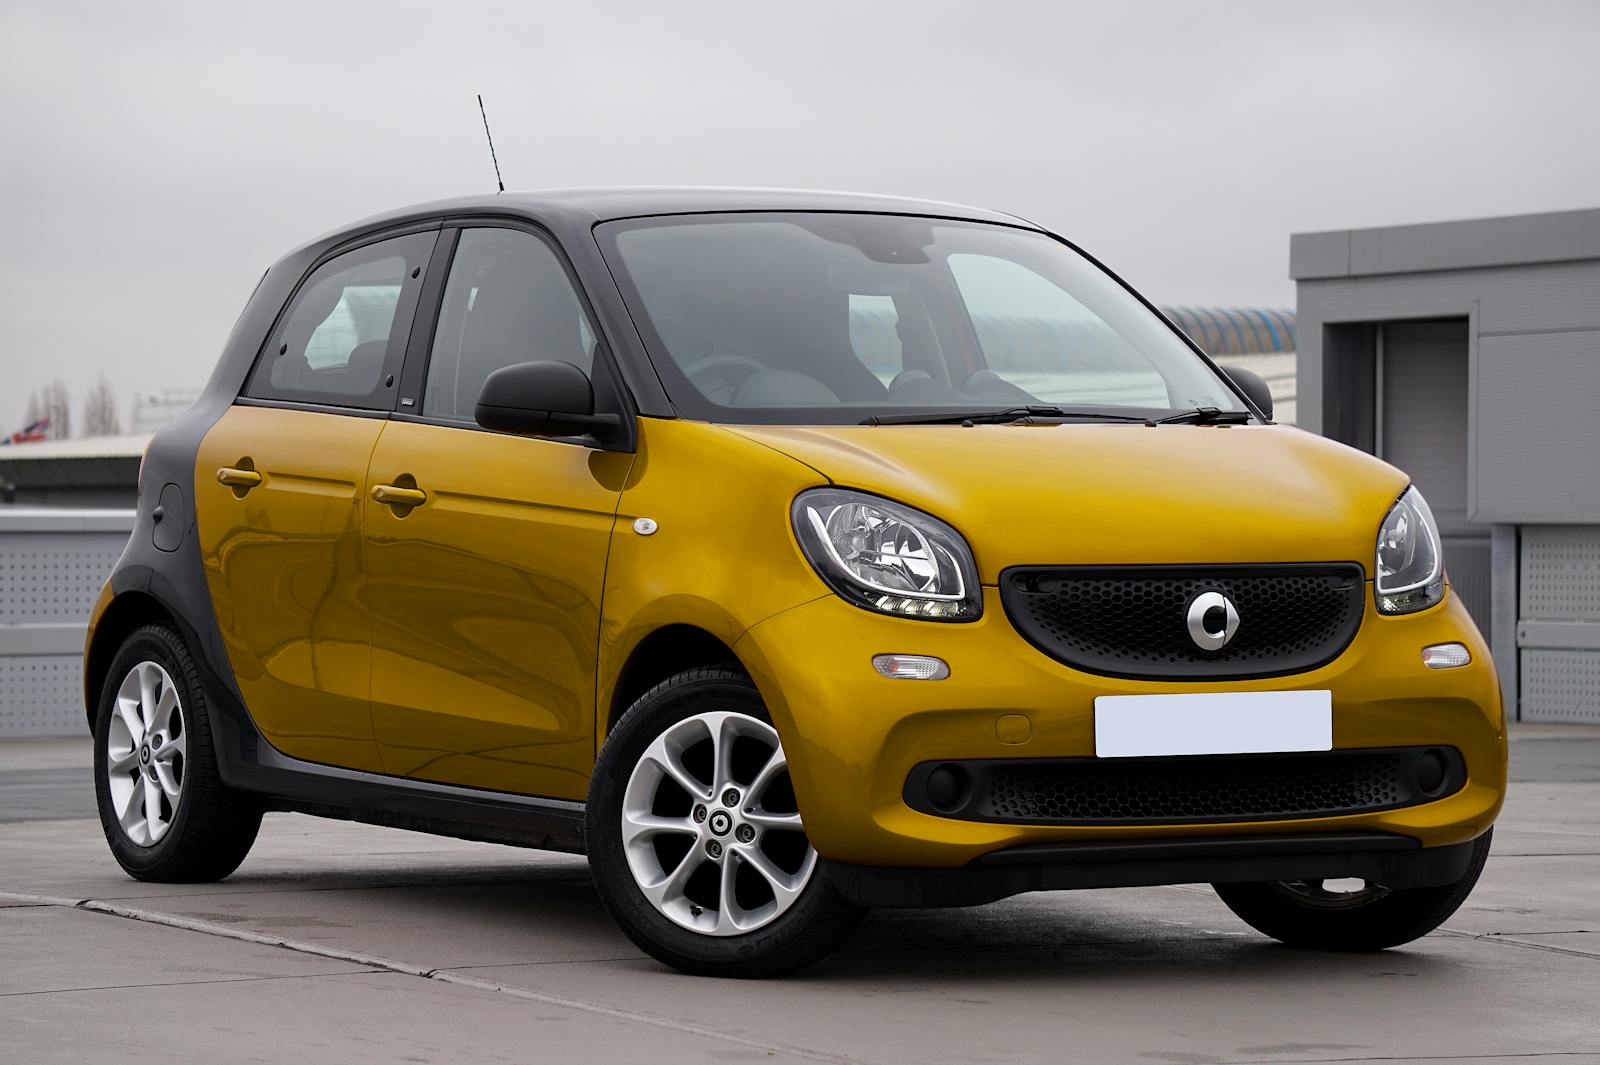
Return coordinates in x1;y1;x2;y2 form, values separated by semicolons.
2;727;1597;1065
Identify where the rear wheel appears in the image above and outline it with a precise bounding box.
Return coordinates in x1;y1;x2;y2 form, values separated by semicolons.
1213;830;1493;950
587;666;864;977
93;623;262;882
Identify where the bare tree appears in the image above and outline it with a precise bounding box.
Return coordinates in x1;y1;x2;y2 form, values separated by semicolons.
83;375;121;436
34;380;71;439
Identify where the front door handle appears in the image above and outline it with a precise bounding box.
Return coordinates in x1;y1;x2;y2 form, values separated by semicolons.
372;483;428;507
216;466;262;490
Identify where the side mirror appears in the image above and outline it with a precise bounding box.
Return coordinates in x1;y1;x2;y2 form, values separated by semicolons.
474;361;620;438
1219;365;1273;421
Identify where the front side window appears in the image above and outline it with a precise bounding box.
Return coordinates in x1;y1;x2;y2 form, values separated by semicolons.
597;213;1242;424
422;228;597;421
246;232;433;409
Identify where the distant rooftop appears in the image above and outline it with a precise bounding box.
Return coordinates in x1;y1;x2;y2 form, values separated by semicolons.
0;433;151;462
1160;307;1295;355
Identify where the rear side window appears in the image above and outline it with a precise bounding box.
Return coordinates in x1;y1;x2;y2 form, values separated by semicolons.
246;231;435;409
422;228;597;421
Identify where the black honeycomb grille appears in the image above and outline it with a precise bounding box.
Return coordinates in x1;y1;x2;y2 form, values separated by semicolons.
903;748;1464;826
1001;564;1365;679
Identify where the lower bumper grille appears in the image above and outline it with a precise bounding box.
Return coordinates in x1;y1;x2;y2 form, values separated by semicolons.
904;747;1465;826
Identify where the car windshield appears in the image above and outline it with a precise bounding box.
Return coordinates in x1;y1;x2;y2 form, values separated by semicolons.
596;212;1247;425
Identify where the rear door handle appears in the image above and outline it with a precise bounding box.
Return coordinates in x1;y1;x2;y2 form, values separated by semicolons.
372;484;428;507
216;466;262;490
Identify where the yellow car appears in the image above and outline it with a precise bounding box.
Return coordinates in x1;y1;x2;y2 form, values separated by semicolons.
84;189;1504;976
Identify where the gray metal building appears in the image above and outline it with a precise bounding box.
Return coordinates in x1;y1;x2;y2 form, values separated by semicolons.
1292;207;1600;723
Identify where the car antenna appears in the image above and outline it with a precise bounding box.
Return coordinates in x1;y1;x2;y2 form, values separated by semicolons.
477;93;505;193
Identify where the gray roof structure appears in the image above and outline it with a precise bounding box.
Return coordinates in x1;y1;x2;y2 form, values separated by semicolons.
1291;207;1600;280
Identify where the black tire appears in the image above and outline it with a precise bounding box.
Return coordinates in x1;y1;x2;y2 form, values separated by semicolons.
1213;830;1493;951
587;666;865;977
93;623;263;882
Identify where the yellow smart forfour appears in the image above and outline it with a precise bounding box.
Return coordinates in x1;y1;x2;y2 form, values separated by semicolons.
85;188;1504;976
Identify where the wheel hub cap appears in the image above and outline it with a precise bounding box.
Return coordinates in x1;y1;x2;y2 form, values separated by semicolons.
105;660;186;848
620;709;818;937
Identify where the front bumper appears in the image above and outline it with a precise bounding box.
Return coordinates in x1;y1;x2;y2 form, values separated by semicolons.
826;831;1480;907
735;585;1505;868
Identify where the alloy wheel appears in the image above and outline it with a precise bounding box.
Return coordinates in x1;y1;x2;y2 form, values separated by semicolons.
620;710;816;936
106;660;186;847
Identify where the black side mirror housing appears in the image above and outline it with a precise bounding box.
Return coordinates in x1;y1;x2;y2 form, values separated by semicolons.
1219;365;1274;421
474;361;621;438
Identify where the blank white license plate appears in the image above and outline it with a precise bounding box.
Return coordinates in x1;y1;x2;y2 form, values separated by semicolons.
1094;690;1332;758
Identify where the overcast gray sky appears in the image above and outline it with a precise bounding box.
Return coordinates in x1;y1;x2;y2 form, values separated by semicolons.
2;0;1597;435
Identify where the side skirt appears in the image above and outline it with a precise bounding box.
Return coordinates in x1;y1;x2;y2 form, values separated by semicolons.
242;745;587;853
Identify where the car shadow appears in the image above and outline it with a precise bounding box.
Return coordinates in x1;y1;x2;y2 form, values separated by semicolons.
811;906;1463;987
223;853;1468;986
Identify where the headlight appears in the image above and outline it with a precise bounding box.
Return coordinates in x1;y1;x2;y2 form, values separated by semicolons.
792;488;981;621
1375;486;1444;614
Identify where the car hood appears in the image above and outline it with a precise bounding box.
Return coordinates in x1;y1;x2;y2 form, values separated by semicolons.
725;423;1407;584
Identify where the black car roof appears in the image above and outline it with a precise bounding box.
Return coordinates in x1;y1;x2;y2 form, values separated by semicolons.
306;186;1040;252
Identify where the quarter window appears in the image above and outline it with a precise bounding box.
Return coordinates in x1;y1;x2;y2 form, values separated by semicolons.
422;228;597;422
245;232;433;409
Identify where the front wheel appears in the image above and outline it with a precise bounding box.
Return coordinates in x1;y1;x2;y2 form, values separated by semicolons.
587;666;864;977
1213;830;1493;951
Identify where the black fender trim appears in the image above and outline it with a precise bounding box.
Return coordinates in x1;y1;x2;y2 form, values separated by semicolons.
825;831;1481;908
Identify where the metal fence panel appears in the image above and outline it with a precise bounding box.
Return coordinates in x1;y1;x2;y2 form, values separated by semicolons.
1519;525;1600;723
1521;650;1600;723
0;654;87;737
0;508;134;739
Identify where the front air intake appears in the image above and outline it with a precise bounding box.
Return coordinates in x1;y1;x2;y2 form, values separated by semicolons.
905;748;1466;826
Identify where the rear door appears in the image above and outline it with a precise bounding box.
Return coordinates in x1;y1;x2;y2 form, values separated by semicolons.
363;225;632;799
194;229;436;773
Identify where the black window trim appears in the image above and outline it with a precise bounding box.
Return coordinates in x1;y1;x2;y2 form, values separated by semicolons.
236;220;443;416
389;215;637;453
233;395;394;419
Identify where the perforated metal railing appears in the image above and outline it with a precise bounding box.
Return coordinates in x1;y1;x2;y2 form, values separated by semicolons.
1519;525;1600;723
0;508;134;738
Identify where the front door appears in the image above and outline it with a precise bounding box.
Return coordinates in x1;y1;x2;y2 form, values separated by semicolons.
364;226;632;799
1378;319;1491;630
193;230;435;772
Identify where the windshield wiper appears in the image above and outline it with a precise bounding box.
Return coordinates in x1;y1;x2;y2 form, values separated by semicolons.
1155;406;1252;425
863;406;1148;426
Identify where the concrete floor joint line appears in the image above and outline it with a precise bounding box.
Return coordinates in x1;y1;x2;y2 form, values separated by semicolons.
0;890;864;1065
1214;1054;1600;1063
1438;925;1600;961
